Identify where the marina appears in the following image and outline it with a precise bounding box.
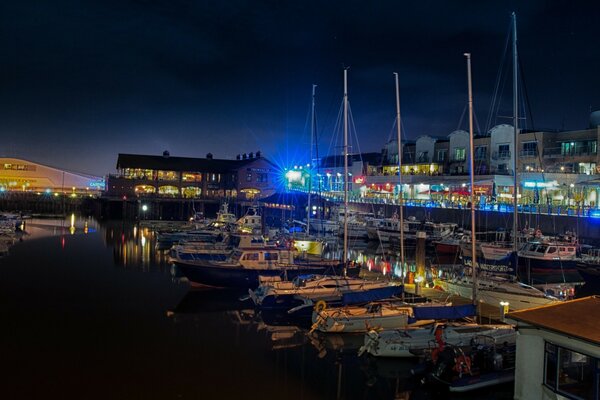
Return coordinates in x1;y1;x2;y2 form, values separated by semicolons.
3;2;600;399
1;214;600;399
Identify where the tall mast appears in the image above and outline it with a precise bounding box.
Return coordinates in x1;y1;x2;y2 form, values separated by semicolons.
393;72;405;292
512;12;519;251
307;84;317;236
343;69;349;275
465;53;477;305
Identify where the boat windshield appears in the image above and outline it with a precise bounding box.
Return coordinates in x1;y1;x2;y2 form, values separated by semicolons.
230;250;243;261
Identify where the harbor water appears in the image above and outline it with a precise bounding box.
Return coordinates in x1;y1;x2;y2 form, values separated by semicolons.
2;216;578;399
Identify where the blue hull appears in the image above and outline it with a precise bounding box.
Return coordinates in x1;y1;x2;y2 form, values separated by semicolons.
174;252;229;262
259;285;403;312
462;252;518;275
175;261;355;289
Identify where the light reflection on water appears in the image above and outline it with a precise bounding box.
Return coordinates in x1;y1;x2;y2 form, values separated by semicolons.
0;218;516;399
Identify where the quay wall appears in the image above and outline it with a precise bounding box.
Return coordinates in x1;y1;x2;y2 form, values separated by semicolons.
0;193;97;216
2;193;599;243
348;202;600;243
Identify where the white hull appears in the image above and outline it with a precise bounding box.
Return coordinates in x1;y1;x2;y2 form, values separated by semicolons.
312;309;411;333
440;278;559;311
360;323;515;358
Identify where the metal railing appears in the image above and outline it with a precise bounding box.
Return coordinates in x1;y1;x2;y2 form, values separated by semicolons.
492;151;511;160
519;149;538;157
543;147;597;158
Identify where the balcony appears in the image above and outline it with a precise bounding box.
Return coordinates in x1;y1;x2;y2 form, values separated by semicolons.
519;149;538;157
543;147;597;158
492;151;511;160
450;155;466;163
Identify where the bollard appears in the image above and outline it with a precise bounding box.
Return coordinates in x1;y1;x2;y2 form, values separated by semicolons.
500;301;510;322
415;231;426;296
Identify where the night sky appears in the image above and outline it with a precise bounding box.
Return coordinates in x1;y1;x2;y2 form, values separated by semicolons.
1;0;599;176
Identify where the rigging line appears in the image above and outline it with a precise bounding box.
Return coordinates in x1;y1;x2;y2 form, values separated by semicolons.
485;19;512;133
456;103;467;131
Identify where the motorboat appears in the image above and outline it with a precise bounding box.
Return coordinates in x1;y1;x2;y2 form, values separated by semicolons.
249;274;399;311
310;300;450;333
359;321;516;358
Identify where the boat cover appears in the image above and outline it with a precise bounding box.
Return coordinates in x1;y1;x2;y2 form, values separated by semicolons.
341;286;402;305
412;304;476;320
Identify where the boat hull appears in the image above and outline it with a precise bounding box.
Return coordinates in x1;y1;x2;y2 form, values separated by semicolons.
174;261;354;289
440;279;558;311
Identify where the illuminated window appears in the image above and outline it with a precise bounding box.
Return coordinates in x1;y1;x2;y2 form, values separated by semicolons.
157;171;179;181
182;187;201;198
182;172;202;182
246;172;252;182
158;185;179;196
454;148;466;161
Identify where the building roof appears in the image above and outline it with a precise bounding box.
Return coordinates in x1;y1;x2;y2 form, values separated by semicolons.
116;153;270;173
507;296;600;346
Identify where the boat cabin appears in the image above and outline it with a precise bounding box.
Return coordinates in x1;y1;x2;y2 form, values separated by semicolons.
520;242;577;259
230;248;293;269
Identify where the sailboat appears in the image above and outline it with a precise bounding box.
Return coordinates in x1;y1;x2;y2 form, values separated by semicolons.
248;70;402;310
441;18;562;311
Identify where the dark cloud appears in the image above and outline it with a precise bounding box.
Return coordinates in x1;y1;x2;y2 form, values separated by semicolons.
0;0;598;175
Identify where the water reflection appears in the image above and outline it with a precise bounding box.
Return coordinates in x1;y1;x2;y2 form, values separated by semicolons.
103;221;171;271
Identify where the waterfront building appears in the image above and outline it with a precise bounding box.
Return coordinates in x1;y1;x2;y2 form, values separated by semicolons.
0;157;104;194
285;119;600;208
106;151;279;200
507;296;600;400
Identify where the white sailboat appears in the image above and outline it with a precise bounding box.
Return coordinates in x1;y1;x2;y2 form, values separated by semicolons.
442;15;560;311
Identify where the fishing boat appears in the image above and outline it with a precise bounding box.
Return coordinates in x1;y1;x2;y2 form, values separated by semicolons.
236;206;262;234
174;245;352;289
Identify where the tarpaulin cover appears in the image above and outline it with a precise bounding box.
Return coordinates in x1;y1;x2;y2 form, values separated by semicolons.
341;286;402;305
412;304;476;320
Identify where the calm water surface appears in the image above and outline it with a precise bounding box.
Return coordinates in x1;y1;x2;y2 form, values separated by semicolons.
1;218;520;399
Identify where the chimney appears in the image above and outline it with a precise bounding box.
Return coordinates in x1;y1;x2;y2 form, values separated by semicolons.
256;151;261;158
249;152;254;159
236;154;241;160
162;150;170;158
206;153;213;159
242;153;247;160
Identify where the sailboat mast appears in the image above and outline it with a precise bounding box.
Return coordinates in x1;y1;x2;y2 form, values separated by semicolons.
307;84;316;236
393;72;405;290
512;12;519;252
343;69;349;275
465;53;477;305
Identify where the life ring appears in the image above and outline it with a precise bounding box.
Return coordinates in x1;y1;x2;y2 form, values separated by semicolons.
314;300;327;312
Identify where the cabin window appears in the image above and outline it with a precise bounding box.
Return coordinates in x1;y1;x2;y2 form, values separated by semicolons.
560;247;566;252
568;248;575;252
264;252;278;261
242;253;259;261
537;246;546;254
547;247;557;254
544;342;597;400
